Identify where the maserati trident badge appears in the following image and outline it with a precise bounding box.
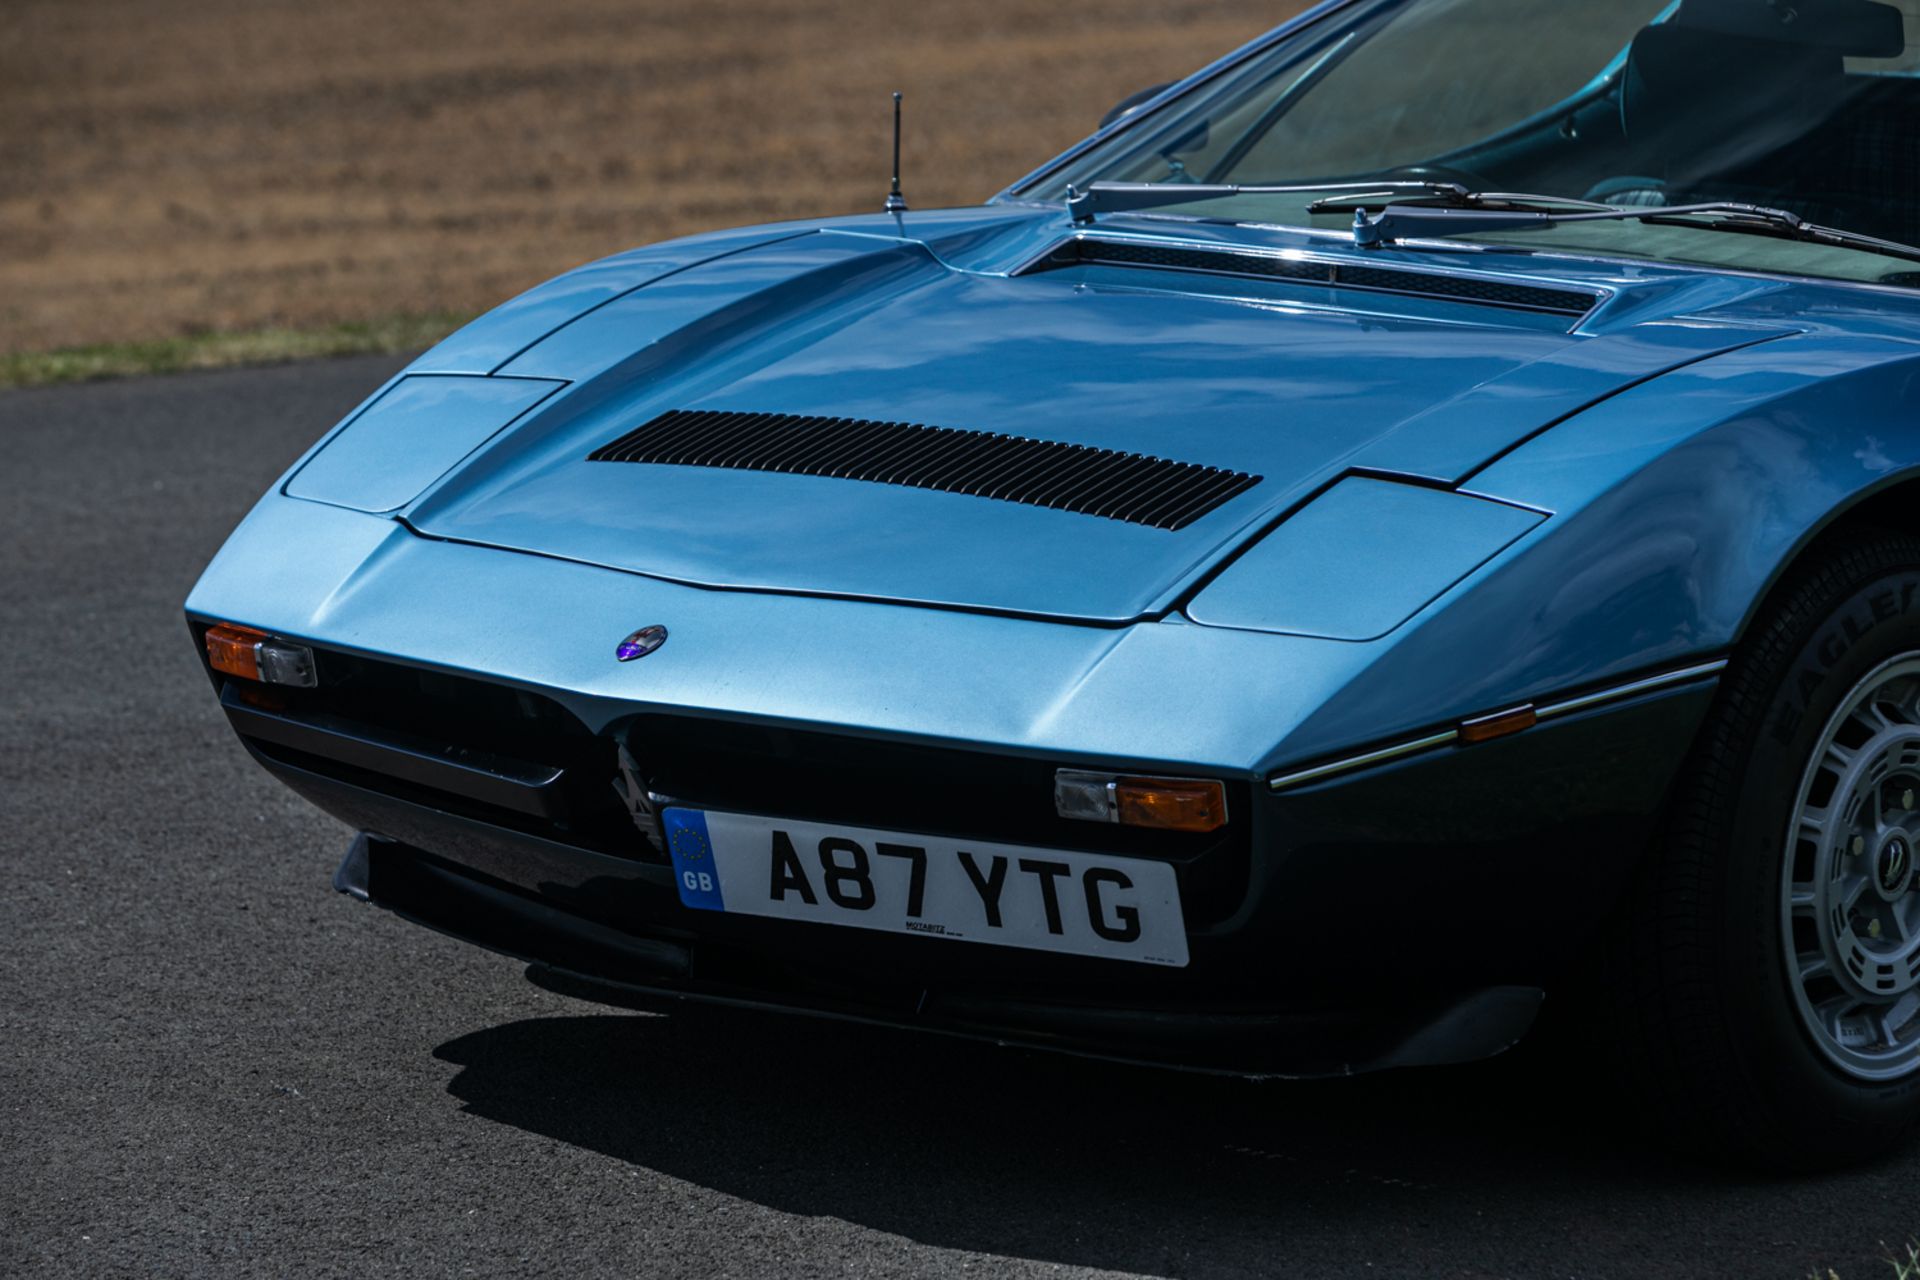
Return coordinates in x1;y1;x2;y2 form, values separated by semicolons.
616;625;668;662
1880;836;1912;896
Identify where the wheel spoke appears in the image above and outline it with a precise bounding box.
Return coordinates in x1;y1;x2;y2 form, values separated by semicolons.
1843;877;1872;913
1887;991;1920;1040
1818;994;1861;1034
1860;702;1899;735
1782;655;1920;1078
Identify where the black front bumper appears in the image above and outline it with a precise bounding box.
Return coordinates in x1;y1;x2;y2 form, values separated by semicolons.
332;829;1543;1077
209;641;1717;1076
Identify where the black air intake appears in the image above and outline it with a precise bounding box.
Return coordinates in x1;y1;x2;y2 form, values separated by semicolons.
587;410;1261;531
1026;238;1601;318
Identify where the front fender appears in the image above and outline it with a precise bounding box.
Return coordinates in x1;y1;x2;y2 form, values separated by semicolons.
1273;333;1920;768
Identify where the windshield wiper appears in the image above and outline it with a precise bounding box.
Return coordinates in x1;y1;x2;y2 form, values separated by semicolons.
1064;180;1610;224
1347;200;1920;267
1062;180;1920;270
1066;180;1474;223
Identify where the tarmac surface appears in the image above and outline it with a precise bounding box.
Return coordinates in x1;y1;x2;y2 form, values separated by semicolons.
3;355;1917;1278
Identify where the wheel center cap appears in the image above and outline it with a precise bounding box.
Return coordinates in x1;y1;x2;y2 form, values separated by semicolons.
1878;835;1914;898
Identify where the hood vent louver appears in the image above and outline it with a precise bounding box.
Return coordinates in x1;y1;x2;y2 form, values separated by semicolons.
1026;238;1601;318
588;409;1261;531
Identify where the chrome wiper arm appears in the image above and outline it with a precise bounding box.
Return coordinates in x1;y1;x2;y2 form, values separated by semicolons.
1350;203;1572;246
1068;180;1618;224
1065;181;1920;269
1350;199;1920;267
1305;189;1621;214
1065;179;1470;224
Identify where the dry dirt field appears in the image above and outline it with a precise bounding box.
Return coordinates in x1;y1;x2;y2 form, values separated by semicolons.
1;0;1292;356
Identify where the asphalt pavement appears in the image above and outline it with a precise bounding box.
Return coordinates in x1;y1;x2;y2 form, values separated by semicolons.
3;356;1917;1278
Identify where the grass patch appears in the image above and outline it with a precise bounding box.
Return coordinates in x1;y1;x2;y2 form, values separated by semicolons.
0;312;474;390
1814;1240;1920;1279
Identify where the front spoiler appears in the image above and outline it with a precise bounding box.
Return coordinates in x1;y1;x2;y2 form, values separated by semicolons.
334;832;1542;1079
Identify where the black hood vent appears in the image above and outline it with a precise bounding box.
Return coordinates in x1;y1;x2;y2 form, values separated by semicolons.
1027;237;1600;318
587;409;1261;531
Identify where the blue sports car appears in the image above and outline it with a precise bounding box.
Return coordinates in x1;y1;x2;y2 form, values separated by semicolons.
191;0;1920;1168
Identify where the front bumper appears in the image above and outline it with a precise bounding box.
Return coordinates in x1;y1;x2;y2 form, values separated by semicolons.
217;637;1713;1076
334;829;1545;1077
188;496;1719;1074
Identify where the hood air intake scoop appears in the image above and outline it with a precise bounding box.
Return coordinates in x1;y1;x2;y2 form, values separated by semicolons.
1026;237;1601;318
587;409;1261;531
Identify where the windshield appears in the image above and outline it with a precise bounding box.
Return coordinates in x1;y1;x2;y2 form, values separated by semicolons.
1020;0;1920;285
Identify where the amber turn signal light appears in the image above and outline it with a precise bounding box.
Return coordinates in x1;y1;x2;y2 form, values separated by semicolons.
1457;703;1537;745
204;623;318;687
205;623;269;680
1055;770;1228;832
1115;777;1229;832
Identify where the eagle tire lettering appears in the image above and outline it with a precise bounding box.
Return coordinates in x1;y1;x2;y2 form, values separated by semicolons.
1771;580;1919;747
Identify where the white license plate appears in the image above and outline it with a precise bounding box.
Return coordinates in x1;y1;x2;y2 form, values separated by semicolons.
661;808;1188;967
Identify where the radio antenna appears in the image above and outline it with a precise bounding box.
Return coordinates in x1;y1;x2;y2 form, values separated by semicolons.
885;92;909;214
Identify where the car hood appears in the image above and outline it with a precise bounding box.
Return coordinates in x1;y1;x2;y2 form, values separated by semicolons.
401;223;1787;622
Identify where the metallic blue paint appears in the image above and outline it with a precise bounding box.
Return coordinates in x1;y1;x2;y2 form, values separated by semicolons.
1186;478;1544;640
188;194;1920;776
409;224;815;374
284;374;562;513
183;4;1920;1068
377;230;1777;623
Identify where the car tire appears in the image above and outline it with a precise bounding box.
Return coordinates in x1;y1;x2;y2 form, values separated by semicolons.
1602;527;1920;1170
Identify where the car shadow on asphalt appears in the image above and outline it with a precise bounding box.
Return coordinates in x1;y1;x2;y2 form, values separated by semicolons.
430;996;1797;1275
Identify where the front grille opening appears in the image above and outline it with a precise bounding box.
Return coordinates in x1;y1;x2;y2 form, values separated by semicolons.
1025;237;1602;319
626;713;1253;928
587;409;1261;532
210;644;645;859
213;644;1253;927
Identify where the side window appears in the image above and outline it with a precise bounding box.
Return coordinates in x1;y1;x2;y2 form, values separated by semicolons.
1846;0;1920;72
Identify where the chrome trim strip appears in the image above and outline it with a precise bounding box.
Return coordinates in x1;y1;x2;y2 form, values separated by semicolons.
1533;658;1729;721
1267;657;1730;792
987;204;1920;308
1013;231;1611;312
1267;729;1460;792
